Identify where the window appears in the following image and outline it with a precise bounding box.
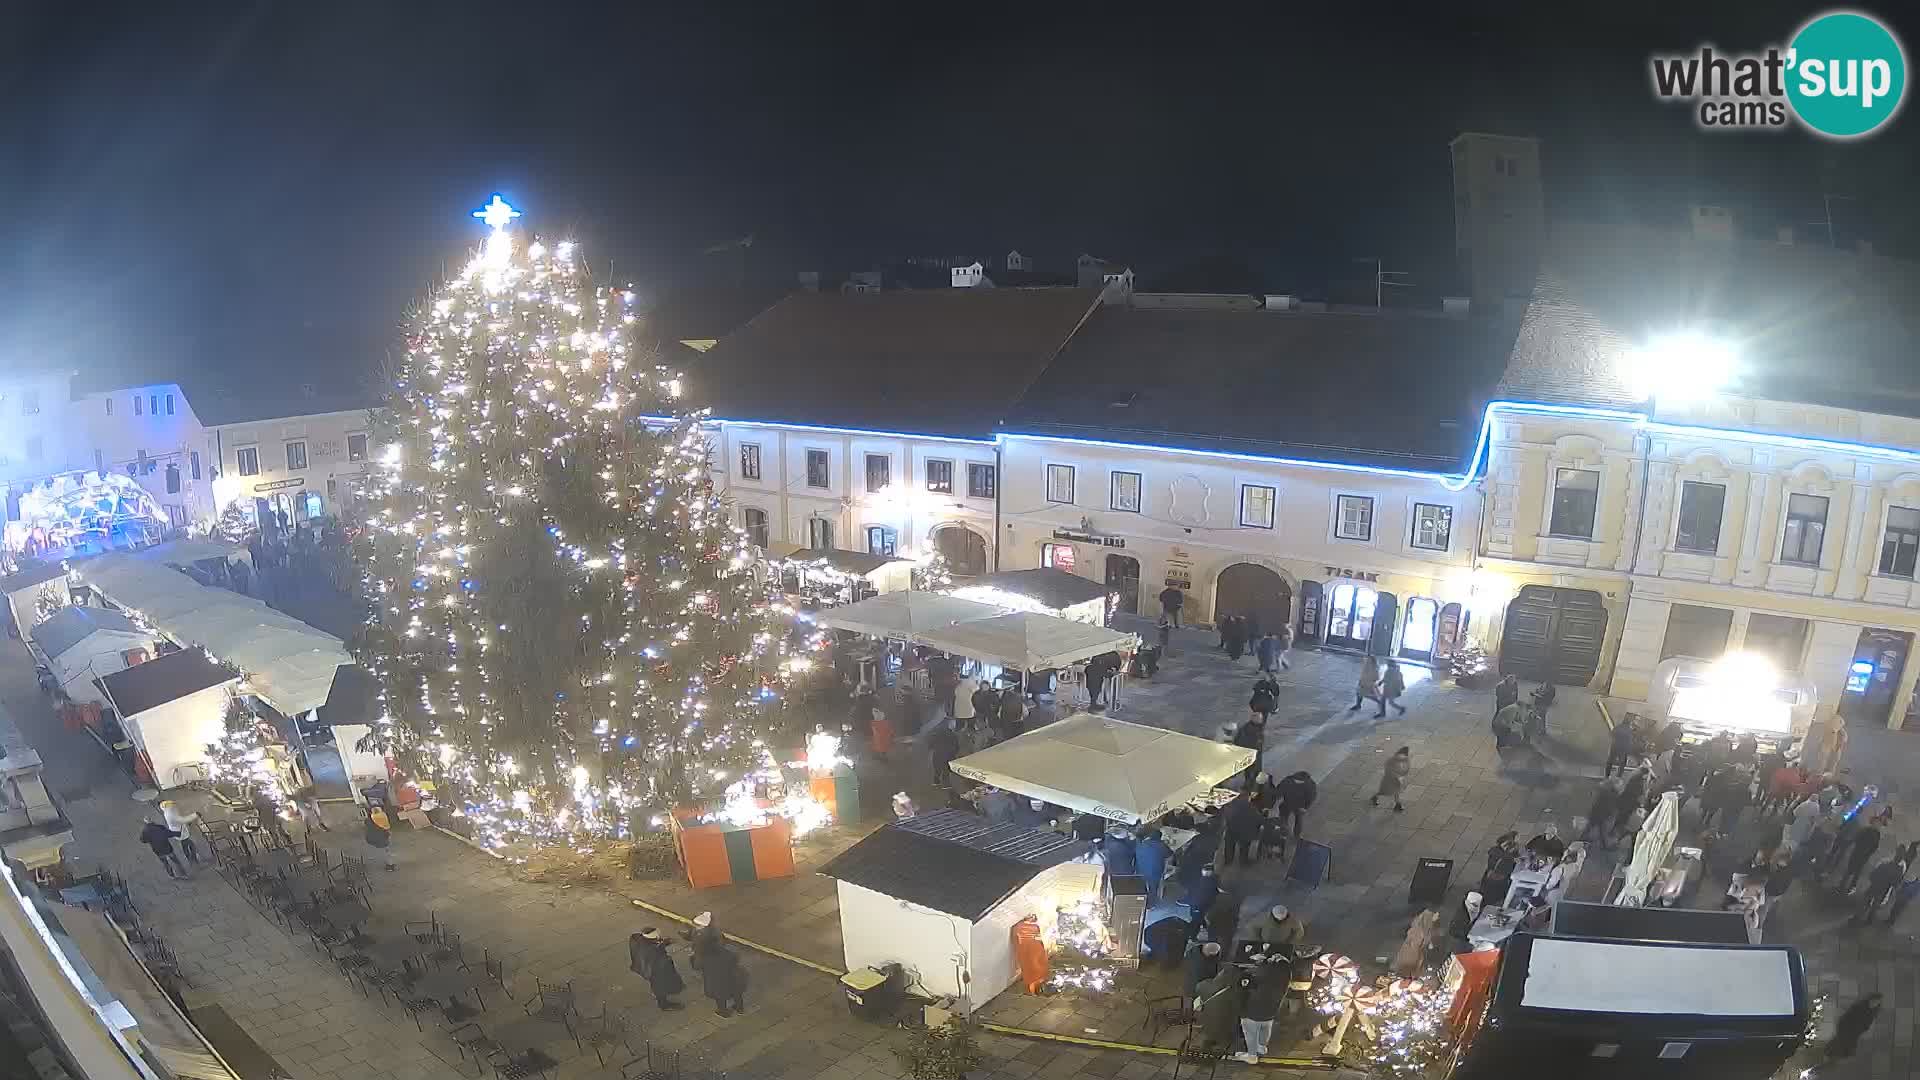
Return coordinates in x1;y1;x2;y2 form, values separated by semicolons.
1660;604;1733;662
105;398;113;416
1240;485;1275;529
1780;493;1829;565
347;434;368;462
190;450;202;479
739;443;762;480
741;507;769;548
165;463;180;494
865;454;890;493
285;440;308;471
1110;471;1142;513
1045;464;1076;504
1880;506;1920;578
1411;503;1453;551
26;436;42;461
165;393;175;416
1745;613;1811;673
20;389;38;416
1674;481;1726;554
967;462;996;499
866;526;897;556
1548;468;1600;538
805;449;830;489
1335;494;1374;541
149;394;158;416
925;459;953;494
807;517;834;550
1040;543;1076;571
236;447;260;476
133;394;144;416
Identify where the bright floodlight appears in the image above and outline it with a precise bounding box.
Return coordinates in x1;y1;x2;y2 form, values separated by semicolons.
1708;651;1777;692
1625;332;1737;404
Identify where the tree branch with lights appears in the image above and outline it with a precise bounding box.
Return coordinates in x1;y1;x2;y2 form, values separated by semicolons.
352;196;794;848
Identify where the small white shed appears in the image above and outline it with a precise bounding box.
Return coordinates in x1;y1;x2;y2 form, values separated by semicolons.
819;809;1088;1013
0;562;70;641
30;607;155;705
96;649;242;790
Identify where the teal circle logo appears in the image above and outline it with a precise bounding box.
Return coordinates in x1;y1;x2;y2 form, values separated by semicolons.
1787;11;1907;138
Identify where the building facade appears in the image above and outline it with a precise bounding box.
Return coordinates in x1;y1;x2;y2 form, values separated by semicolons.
207;407;374;527
74;381;217;528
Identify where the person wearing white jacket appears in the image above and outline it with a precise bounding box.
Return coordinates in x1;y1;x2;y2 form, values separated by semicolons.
160;801;201;865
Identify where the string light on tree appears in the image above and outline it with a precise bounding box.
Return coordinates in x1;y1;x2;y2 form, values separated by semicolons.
353;193;794;848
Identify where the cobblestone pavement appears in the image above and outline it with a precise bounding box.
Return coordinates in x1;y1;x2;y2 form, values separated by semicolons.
13;613;1920;1078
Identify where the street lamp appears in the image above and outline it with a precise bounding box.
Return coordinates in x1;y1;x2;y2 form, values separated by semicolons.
1624;332;1738;405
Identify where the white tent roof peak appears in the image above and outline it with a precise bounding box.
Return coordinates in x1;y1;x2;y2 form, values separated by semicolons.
950;713;1253;824
814;590;1002;638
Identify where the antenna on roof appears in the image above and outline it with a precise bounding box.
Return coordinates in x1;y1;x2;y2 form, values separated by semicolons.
1809;193;1854;248
1352;257;1413;310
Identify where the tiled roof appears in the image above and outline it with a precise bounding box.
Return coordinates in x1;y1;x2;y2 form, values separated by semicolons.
1500;223;1920;417
819;809;1082;920
96;648;238;717
691;289;1099;440
1005;305;1518;472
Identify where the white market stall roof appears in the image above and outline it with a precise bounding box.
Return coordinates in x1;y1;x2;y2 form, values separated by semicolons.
814;589;1002;638
68;554;352;715
131;538;251;569
916;611;1137;671
950;713;1255;824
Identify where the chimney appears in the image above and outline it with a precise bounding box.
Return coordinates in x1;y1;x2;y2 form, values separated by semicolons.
1442;296;1471;318
1690;205;1735;243
1776;226;1795;246
1263;295;1296;311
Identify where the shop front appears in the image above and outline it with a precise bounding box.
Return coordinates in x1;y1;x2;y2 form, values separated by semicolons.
1212;561;1291;631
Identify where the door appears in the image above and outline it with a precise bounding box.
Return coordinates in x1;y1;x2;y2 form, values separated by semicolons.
1214;563;1293;633
1324;581;1379;652
1368;592;1399;657
1434;602;1467;663
935;526;988;576
1843;628;1913;727
1499;586;1608;685
1401;597;1440;662
1297;580;1324;642
1106;554;1141;615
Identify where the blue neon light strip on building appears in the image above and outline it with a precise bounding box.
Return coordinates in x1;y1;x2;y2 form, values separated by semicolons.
654;402;1920;490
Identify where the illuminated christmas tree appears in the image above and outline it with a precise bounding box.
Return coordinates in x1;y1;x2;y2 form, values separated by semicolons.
354;196;787;846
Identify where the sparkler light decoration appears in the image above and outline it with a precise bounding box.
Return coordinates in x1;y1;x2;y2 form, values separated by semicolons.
1312;960;1459;1077
352;195;793;847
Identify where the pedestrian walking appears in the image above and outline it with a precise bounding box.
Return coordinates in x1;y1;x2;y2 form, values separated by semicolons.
1159;584;1185;628
1236;960;1284;1063
252;787;292;848
700;937;748;1016
1157;616;1173;653
1851;856;1907;924
1224;617;1248;661
1377;659;1408;717
1274;624;1292;670
1233;716;1267;787
1350;656;1381;712
926;718;960;789
1276;770;1317;841
1256;633;1280;675
295;786;332;834
1605;719;1636;778
1248;674;1279;724
1222;790;1263;867
160;800;201;865
364;804;395;870
139;815;188;879
1887;863;1920;926
1582;777;1622;850
1822;993;1883;1064
1372;747;1411;812
630;928;687;1010
1839;819;1883;892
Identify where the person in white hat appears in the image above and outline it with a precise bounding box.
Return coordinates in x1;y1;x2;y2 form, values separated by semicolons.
1251;903;1305;948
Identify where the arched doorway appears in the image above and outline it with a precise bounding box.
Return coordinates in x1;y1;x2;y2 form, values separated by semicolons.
1500;586;1607;685
933;525;989;577
1400;596;1439;662
1215;563;1292;633
1105;554;1141;615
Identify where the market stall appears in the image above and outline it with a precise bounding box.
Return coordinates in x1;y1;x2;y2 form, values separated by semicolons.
949;713;1254;824
766;543;912;606
913;611;1139;710
95;648;243;789
819;808;1088;1012
0;562;70;639
813;589;1001;639
1;471;168;560
29;607;155;706
1647;652;1818;754
947;568;1111;626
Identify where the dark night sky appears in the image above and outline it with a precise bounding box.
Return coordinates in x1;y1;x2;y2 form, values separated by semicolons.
1;2;1915;395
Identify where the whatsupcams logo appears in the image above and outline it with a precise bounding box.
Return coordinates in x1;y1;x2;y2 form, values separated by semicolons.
1650;10;1907;138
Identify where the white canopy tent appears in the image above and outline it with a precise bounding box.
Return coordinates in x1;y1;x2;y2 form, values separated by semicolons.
915;612;1137;672
949;713;1255;823
814;590;1001;639
67;554;352;716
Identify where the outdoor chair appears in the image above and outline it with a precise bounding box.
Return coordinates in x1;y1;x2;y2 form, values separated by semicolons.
522;978;579;1040
1171;1034;1229;1080
401;993;444;1031
580;1006;637;1067
486;1048;553;1080
361;966;410;1006
483;950;512;996
448;1023;500;1073
621;1042;680;1080
1142;994;1191;1045
426;930;468;970
407;912;443;944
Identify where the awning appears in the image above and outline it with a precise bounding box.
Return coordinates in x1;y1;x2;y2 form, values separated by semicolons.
952;568;1109;612
68;554;352;715
814;590;1002;638
915;611;1137;670
766;543;907;578
949;713;1254;824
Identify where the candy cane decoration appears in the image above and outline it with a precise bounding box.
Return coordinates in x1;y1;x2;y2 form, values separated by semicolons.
1312;952;1357;985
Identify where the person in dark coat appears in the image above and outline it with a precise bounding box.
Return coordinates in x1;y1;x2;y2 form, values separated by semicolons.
1493;675;1520;718
1185;864;1220;924
1204;886;1240;948
1605;719;1636;777
1480;832;1520;903
1134;828;1173;906
1184;939;1222;1008
1086;653;1117;709
1236;960;1285;1063
1840;820;1884;893
995;690;1025;740
1224;617;1248;661
1159;585;1186;628
1222;791;1263;866
1582;778;1622;849
1194;968;1246;1051
1234;715;1268;787
139;816;188;879
1851;856;1907;925
926;720;960;788
630;929;685;1009
1256;634;1281;675
700;937;748;1016
1614;768;1650;839
1276;771;1317;841
1823;993;1883;1063
1377;660;1408;717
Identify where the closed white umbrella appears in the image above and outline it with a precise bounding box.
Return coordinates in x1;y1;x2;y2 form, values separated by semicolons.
1615;790;1681;906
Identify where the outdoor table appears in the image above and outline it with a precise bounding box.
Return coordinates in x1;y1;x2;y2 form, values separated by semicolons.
279;870;333;901
488;1014;575;1070
1467;907;1522;949
315;898;372;932
409;968;490;1022
59;882;104;908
